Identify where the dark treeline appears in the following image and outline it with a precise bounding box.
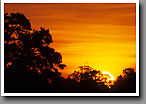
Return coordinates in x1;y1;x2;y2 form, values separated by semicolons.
4;13;136;93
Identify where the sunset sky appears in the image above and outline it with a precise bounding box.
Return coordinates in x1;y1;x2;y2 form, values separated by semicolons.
4;3;136;79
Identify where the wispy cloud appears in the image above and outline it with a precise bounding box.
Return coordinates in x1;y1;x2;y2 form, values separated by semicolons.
5;3;136;78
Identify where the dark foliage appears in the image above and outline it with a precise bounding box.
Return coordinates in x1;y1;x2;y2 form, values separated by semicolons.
67;66;110;92
67;67;136;93
4;13;66;92
4;13;136;93
110;68;136;93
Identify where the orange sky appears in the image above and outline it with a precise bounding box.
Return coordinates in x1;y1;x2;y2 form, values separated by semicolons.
5;3;136;79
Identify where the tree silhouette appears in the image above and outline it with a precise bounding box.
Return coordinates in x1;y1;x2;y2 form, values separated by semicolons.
69;66;101;81
111;68;136;93
4;13;136;93
68;66;110;92
4;13;66;92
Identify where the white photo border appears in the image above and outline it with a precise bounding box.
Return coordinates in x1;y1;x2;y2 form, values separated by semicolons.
1;0;139;96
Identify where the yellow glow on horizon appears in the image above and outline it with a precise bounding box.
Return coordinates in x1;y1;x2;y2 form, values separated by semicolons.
102;71;115;81
5;3;136;79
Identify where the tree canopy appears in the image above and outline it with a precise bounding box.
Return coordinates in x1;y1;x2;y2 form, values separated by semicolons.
110;68;136;93
4;13;136;93
4;13;66;92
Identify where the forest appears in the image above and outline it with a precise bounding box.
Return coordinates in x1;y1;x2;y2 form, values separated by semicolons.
4;13;136;93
